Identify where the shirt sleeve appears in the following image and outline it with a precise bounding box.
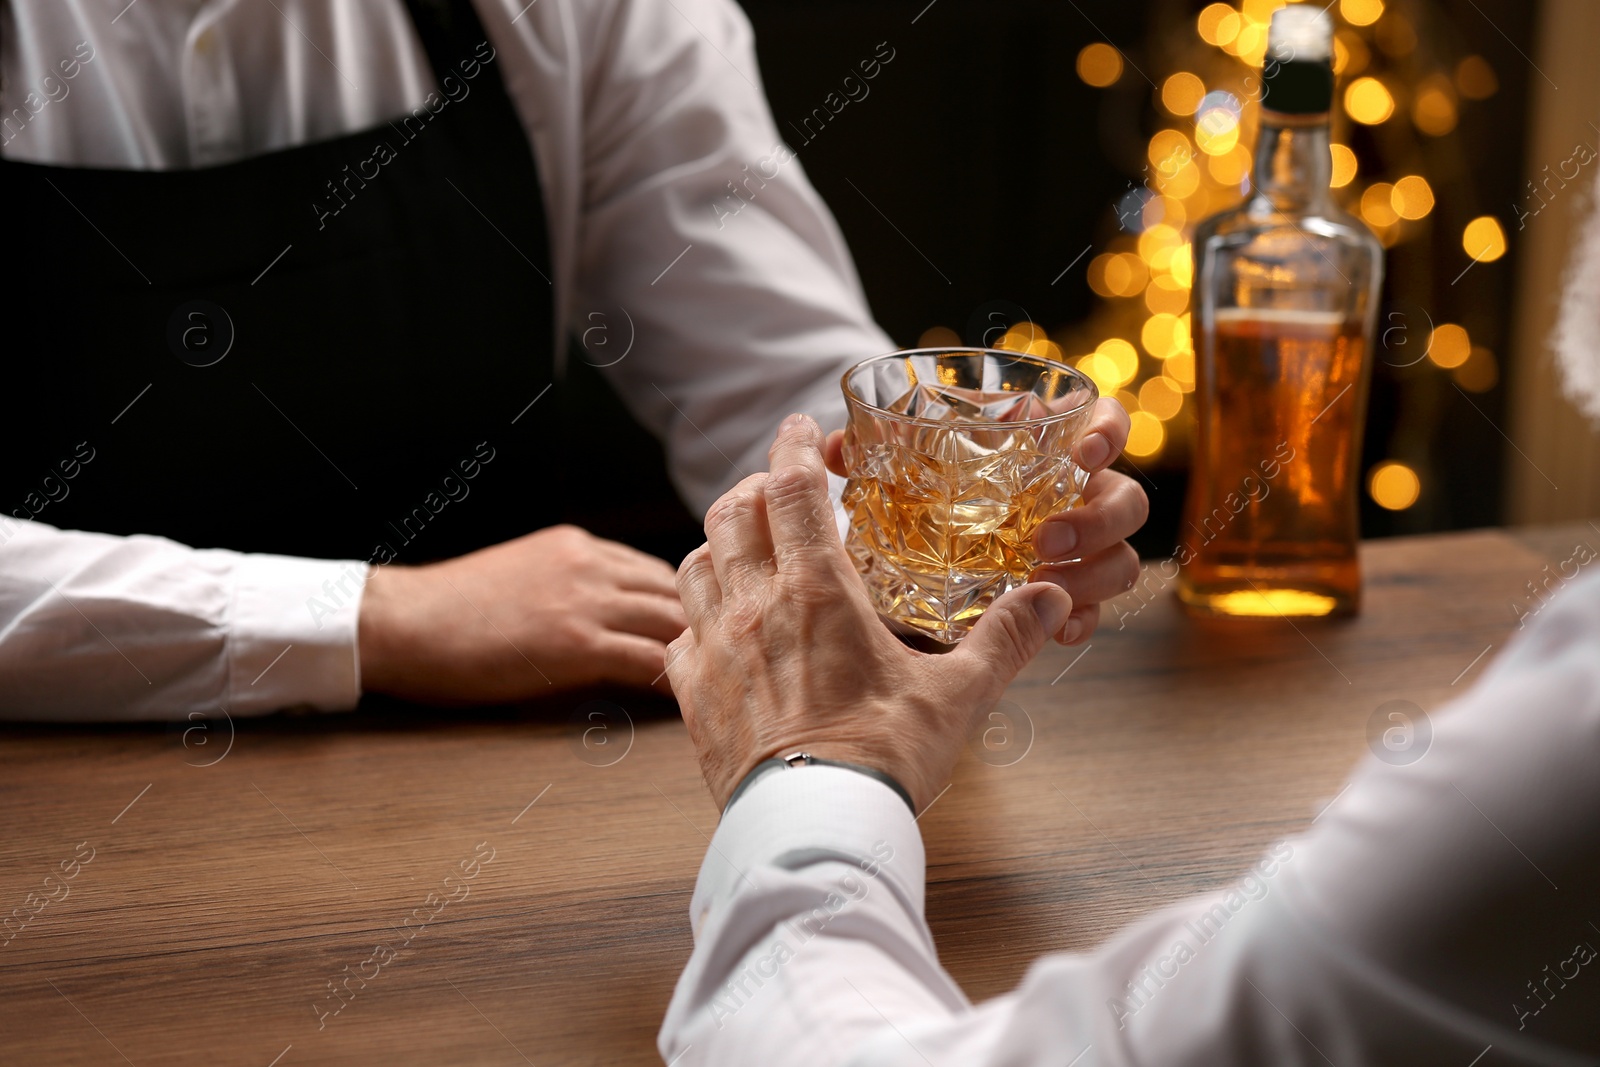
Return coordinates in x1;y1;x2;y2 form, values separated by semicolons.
0;518;364;721
659;570;1600;1066
572;0;896;515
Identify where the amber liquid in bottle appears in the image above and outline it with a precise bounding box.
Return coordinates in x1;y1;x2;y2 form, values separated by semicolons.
1177;7;1383;618
1180;310;1368;616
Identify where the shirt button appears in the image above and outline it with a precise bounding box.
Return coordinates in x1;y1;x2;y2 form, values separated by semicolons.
194;29;216;54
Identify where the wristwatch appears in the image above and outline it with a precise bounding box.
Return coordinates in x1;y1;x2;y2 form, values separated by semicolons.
723;751;916;815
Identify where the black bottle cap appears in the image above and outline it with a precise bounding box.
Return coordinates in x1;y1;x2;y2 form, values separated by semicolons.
1261;6;1335;116
1261;57;1335;115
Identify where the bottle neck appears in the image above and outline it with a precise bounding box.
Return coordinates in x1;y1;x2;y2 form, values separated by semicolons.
1250;114;1332;211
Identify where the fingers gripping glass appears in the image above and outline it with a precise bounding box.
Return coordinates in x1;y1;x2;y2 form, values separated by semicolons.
840;348;1099;645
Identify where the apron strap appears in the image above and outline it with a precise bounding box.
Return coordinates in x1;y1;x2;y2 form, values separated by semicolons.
399;0;497;89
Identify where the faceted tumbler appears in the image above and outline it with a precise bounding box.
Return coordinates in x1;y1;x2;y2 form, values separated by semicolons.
840;348;1098;644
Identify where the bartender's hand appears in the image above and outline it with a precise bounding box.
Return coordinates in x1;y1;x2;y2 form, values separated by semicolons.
824;396;1144;646
670;414;1074;812
358;526;686;704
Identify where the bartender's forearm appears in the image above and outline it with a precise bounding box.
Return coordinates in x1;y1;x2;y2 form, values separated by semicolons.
0;518;361;720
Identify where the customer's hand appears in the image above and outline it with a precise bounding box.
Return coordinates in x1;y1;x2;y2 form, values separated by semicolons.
359;525;687;704
823;396;1145;646
669;414;1074;813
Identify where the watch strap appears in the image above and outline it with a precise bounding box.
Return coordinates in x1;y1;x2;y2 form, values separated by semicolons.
723;752;917;815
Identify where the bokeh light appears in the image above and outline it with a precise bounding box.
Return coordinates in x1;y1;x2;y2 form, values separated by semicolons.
1208;144;1253;186
1463;216;1508;262
1150;195;1187;230
1077;43;1124;88
1215;11;1242;48
1374;12;1417;57
1148;129;1194;172
1454;347;1499;392
1412;76;1459;136
1456;55;1498;100
1137;224;1184;267
1078;356;1119;397
1145;278;1190;315
1025;336;1065;361
1118;252;1153;295
1340;0;1385;27
1240;0;1289;23
1139;376;1185;420
996;322;1048;353
1197;3;1237;46
1329;143;1358;188
1345;77;1396;125
1369;461;1421;511
1338;29;1373;78
1426;324;1471;369
1162;72;1206;116
1078;338;1141;395
917;326;960;349
1141;312;1186;359
1195;121;1240;156
1163;350;1196;392
1169;245;1194;288
1391;175;1435;220
1086;254;1118;298
1125;411;1166;457
1155;155;1203;198
1098;338;1140;382
1361;182;1399;227
1233;21;1270;67
1109;253;1151;296
1194;96;1241;158
1196;90;1242;125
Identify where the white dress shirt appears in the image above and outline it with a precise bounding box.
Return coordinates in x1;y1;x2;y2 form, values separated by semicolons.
661;570;1600;1065
0;0;892;719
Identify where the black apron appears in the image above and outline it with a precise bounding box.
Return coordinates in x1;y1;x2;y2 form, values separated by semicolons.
1;0;573;565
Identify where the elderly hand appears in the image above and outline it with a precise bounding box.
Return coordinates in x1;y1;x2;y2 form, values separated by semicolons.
667;414;1075;813
824;396;1145;645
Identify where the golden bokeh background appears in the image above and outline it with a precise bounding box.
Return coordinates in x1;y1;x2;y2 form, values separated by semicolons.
914;0;1508;515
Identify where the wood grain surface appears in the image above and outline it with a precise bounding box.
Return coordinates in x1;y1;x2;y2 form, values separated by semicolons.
1;522;1594;1066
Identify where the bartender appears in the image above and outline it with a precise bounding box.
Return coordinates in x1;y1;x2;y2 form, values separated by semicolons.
0;0;1145;719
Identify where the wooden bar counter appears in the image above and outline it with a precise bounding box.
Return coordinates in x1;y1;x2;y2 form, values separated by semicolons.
1;522;1593;1065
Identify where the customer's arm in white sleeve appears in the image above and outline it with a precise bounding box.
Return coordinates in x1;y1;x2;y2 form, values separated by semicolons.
0;518;362;721
659;416;1600;1066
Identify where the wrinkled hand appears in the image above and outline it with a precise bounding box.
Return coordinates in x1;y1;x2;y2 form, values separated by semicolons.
359;525;687;704
669;414;1074;813
824;396;1147;645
